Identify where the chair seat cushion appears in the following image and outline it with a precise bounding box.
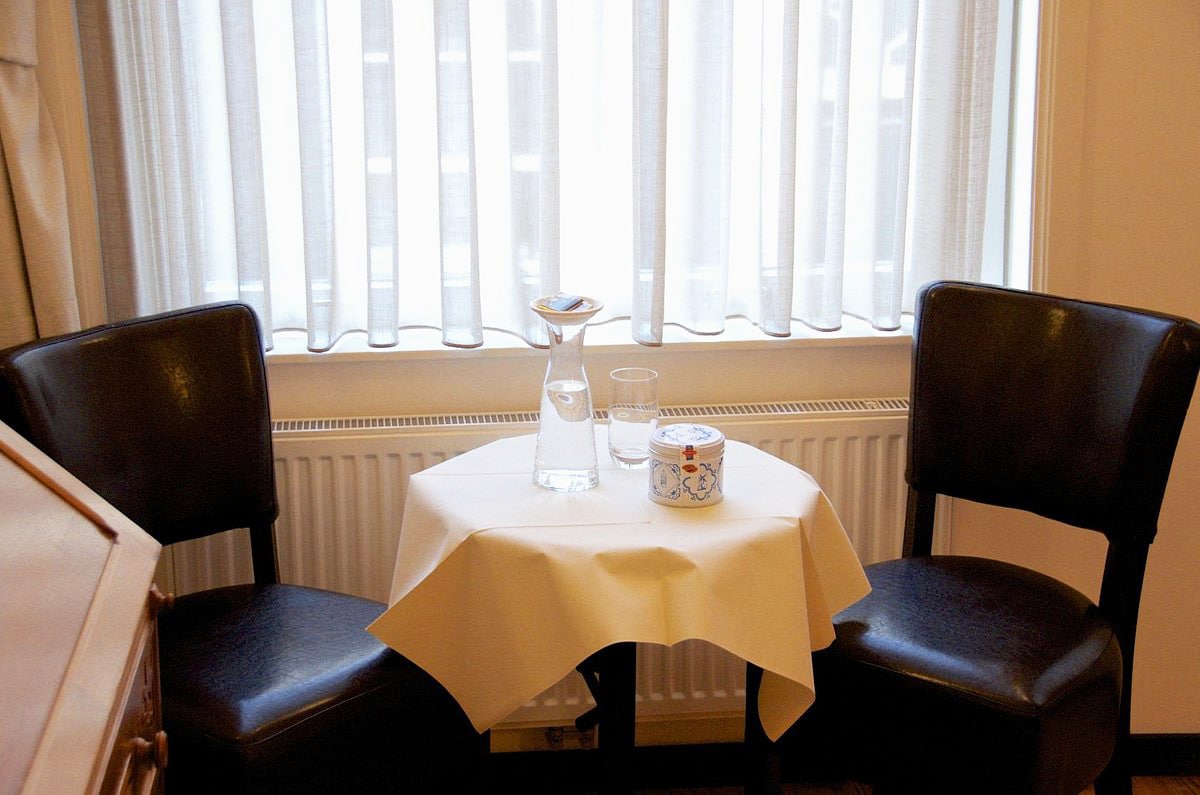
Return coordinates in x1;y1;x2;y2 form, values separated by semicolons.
833;555;1120;714
792;556;1123;794
158;583;478;792
161;584;402;744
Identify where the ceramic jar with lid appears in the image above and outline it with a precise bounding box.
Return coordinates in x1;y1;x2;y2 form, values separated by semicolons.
648;423;725;507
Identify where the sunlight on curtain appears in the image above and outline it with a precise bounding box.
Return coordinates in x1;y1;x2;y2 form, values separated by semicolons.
79;0;1001;351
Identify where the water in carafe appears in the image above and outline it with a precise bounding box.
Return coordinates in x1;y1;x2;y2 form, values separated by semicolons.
534;378;598;491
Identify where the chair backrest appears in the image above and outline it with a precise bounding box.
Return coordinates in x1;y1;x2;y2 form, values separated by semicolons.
907;281;1200;546
0;303;279;554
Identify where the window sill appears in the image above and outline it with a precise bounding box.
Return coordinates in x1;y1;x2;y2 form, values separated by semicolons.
265;315;913;365
264;316;914;420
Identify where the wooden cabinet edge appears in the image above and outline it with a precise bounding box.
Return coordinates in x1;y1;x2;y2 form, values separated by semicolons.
22;532;161;795
98;591;165;795
2;424;163;795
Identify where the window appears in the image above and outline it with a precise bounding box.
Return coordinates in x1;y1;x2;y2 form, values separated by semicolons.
78;0;1032;351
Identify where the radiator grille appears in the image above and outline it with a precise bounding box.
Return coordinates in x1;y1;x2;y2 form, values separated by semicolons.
271;397;909;436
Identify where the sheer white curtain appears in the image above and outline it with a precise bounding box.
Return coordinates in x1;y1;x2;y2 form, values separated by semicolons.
78;0;999;351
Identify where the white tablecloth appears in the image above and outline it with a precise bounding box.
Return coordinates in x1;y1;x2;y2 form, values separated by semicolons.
368;428;869;741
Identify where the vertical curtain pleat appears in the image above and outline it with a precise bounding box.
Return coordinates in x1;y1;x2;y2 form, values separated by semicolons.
757;0;800;337
135;3;187;307
796;0;852;331
506;0;560;345
76;0;135;320
0;142;38;346
0;0;81;346
873;0;920;329
169;4;210;307
0;138;36;345
631;0;668;345
361;0;399;346
103;1;162;313
537;1;561;343
220;1;272;333
292;0;338;351
433;0;483;348
908;0;999;295
665;0;734;335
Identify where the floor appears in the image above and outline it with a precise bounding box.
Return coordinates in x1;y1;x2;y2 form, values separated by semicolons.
1101;781;1200;795
638;778;1200;794
490;741;1199;794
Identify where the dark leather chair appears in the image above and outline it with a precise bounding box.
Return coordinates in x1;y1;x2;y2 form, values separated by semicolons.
0;303;482;794
778;281;1200;795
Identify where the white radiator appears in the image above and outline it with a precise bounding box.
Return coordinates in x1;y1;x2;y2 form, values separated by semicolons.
161;398;924;729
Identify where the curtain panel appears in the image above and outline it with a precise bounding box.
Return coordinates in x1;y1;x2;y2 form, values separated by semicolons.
0;0;81;348
77;0;999;351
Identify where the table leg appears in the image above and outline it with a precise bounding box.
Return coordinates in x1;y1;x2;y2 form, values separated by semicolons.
576;642;637;794
473;729;491;794
744;662;783;795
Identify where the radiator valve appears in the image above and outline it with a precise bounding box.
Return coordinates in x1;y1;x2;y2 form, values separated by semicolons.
544;725;595;750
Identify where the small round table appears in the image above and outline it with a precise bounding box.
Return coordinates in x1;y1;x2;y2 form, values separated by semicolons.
369;428;870;791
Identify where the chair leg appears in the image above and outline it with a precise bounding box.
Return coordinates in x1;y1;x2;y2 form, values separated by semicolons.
471;729;491;795
1096;651;1135;795
1093;736;1132;795
744;662;783;795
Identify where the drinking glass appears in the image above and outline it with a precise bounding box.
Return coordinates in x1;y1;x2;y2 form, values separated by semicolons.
608;368;659;468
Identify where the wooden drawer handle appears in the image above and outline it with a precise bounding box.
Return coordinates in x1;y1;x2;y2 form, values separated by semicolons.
131;730;168;770
153;730;168;769
149;584;175;616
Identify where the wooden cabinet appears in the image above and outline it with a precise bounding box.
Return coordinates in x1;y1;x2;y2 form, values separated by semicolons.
0;422;164;795
97;589;168;795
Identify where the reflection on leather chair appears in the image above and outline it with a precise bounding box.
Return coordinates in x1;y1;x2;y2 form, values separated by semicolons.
781;282;1200;795
0;303;482;794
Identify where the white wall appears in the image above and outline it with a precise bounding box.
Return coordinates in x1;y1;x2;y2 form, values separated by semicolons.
950;0;1200;733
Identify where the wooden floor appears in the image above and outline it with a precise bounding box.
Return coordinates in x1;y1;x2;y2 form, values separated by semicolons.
490;742;1198;794
638;778;1200;794
1099;781;1200;795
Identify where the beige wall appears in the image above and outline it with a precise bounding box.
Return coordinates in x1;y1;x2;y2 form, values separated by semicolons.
951;0;1200;733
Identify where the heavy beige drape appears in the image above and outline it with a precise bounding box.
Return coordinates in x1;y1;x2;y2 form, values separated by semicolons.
0;0;80;348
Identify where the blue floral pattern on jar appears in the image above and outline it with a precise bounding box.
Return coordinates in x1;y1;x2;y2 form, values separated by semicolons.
681;460;722;501
655;423;722;447
650;459;683;500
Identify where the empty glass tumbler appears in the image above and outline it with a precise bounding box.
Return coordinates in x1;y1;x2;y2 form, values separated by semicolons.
607;367;659;468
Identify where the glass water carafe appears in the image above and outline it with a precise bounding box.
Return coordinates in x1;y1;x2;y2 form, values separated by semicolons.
531;297;603;492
